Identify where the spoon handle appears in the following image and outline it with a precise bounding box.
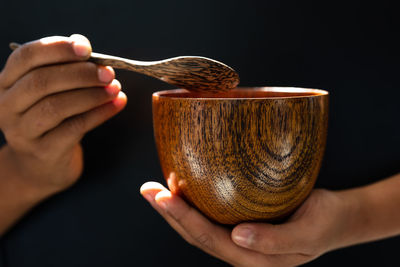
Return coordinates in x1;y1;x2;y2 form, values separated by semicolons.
89;52;169;81
9;42;160;78
89;52;157;71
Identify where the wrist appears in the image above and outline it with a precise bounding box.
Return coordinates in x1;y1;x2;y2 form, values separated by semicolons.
0;145;57;203
0;145;57;234
331;187;370;250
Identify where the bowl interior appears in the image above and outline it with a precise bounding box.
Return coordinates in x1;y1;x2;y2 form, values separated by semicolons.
153;87;328;99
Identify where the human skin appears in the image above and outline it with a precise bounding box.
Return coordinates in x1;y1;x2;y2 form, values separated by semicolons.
141;172;400;266
0;34;127;235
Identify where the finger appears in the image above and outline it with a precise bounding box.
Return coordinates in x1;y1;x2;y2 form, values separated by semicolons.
142;182;315;267
140;182;195;244
3;62;114;113
232;221;312;255
40;91;127;153
0;35;92;90
141;182;233;263
141;182;219;251
146;184;279;267
20;79;121;138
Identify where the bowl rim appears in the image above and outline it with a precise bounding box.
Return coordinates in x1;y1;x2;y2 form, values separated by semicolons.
153;87;329;100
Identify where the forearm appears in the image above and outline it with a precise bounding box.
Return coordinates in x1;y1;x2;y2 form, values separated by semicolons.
0;145;53;235
335;172;400;249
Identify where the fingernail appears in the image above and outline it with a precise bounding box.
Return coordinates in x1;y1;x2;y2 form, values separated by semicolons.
70;34;91;57
112;92;127;108
98;66;114;83
232;227;254;247
72;41;91;57
105;80;121;95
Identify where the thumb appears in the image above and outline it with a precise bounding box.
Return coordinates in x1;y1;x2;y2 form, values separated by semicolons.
231;221;314;255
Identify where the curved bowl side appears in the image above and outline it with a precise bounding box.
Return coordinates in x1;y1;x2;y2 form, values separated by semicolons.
152;88;329;224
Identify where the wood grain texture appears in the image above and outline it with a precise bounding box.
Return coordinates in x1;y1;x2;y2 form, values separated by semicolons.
89;53;239;93
9;42;239;93
153;87;329;224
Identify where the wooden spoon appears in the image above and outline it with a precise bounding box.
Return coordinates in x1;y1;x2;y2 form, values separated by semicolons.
9;42;239;93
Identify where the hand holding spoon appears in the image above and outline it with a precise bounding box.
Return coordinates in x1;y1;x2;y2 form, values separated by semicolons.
9;42;239;93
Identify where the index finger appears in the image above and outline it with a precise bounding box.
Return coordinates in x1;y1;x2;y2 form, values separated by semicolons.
0;34;92;89
141;182;270;267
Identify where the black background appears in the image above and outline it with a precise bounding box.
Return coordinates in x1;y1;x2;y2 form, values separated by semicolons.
0;0;399;266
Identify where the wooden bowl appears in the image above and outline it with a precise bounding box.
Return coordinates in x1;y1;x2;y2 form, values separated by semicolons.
152;87;329;224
